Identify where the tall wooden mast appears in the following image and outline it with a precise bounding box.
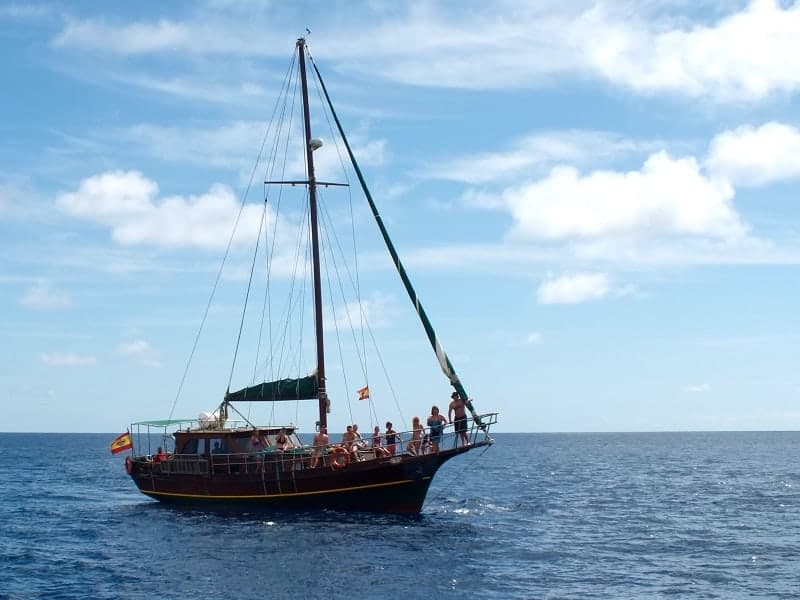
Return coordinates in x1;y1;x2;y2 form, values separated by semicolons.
297;38;328;430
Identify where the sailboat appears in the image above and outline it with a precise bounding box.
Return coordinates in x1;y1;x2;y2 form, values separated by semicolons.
120;38;498;514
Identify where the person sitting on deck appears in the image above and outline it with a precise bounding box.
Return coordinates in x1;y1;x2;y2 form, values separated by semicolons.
310;427;328;468
352;424;368;450
154;447;169;463
341;425;360;462
407;416;423;456
275;428;292;451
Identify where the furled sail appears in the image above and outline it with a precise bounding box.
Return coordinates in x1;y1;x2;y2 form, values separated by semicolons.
310;56;483;426
225;375;318;403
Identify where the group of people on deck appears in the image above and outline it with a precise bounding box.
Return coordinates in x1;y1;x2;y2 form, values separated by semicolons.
413;391;470;454
308;391;470;468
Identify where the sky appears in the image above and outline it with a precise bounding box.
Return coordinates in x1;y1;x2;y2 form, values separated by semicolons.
2;0;800;434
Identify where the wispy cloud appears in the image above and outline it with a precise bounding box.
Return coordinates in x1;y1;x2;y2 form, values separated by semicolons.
326;292;396;330
0;3;52;20
40;352;96;366
117;339;161;368
19;281;72;310
525;331;543;345
47;2;800;102
683;383;710;393
426;130;647;184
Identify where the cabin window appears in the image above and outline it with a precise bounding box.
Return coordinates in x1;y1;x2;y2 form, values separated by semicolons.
210;438;228;454
180;438;207;455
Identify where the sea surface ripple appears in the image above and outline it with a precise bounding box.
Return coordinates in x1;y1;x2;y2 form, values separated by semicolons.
1;432;798;599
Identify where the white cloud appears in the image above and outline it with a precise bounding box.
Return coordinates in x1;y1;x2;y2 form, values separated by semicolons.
683;383;710;393
56;170;266;249
40;352;97;366
578;0;800;101
498;152;744;242
526;332;543;345
20;281;72;310
327;1;800;102
117;339;161;367
706;122;800;186
327;292;395;330
48;2;800;102
445;120;800;265
537;272;610;305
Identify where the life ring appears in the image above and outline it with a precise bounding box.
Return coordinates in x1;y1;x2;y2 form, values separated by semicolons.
330;446;350;470
125;456;134;474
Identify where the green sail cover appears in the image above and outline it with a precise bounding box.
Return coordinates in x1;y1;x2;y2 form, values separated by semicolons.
225;375;318;403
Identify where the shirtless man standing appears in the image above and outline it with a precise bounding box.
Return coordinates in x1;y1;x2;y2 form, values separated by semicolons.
448;392;469;447
341;424;359;462
310;427;328;468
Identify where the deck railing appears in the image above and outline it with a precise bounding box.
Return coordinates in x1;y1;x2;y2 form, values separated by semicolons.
132;412;497;477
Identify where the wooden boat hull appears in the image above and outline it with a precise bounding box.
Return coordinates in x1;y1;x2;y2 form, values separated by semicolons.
128;444;483;514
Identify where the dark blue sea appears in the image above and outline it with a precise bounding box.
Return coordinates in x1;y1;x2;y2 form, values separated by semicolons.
1;432;798;599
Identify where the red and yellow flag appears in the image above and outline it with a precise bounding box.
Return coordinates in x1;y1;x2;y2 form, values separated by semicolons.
110;432;133;455
357;385;370;400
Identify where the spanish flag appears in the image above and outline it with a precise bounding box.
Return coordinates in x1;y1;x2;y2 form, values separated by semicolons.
357;385;370;400
110;432;133;455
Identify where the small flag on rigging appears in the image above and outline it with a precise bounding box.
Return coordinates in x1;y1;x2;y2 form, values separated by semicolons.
357;385;370;400
110;432;133;455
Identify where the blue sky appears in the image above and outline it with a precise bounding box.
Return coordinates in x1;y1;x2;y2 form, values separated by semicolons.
2;0;800;433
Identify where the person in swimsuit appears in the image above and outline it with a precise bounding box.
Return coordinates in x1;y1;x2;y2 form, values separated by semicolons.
249;429;267;472
385;421;398;456
407;416;423;455
372;425;382;449
275;428;291;451
426;405;447;453
448;392;469;447
310;427;328;468
371;425;389;457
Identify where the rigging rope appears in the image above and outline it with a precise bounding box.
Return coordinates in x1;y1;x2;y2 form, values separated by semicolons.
318;203;355;426
308;51;483;428
249;57;300;422
226;202;267;393
309;61;368;385
319;199;407;427
167;47;297;422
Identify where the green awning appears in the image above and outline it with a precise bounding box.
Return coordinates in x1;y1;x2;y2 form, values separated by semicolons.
225;375;318;403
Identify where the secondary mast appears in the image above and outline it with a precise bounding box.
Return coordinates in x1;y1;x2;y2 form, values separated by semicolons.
297;37;328;431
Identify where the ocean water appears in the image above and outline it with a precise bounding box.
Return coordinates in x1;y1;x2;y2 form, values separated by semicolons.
1;432;798;599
